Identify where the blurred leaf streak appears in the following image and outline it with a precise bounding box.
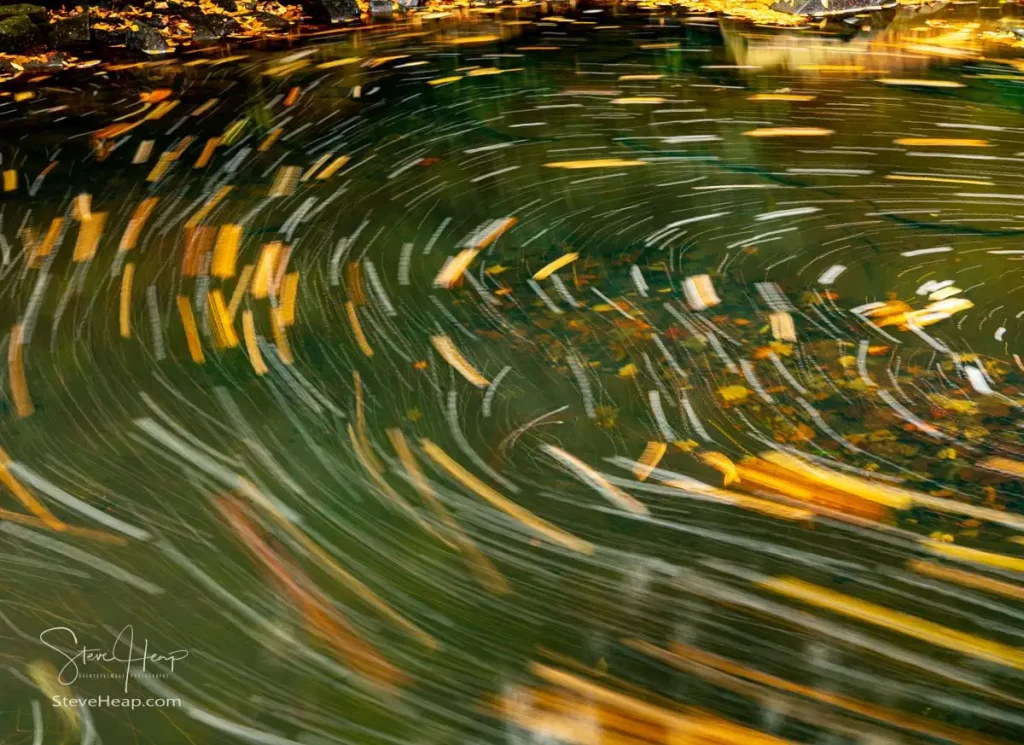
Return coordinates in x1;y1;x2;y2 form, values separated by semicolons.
922;541;1024;574
346;301;374;357
629;640;1015;745
184;186;232;241
212;224;243;278
316;154;351;180
909;560;1024;602
215;495;405;690
209;290;239;349
176;296;205;364
268;166;301;198
120;263;134;339
72;212;107;263
633;442;667;482
252;242;282;299
279;273;300;327
118;198;159;252
31;217;64;267
0;447;64;530
193;137;220;169
430;335;488;388
347;424;447;545
8;324;33;418
533;252;580;281
240;472;440;647
270;307;293;364
227;264;254;323
527;663;795;744
387;428;510;595
241;310;268;376
301;153;334;182
258;128;284;152
758;576;1024;671
420;439;593;554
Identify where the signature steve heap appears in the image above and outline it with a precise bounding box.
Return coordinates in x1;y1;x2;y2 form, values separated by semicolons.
39;626;189;692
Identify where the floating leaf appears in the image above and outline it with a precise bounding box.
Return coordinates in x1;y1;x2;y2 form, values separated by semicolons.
617;363;638;379
791;423;815;442
718;385;750;403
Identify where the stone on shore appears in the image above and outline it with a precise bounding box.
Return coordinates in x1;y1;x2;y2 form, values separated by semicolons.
0;3;47;23
125;19;166;52
49;10;89;46
300;0;360;23
0;13;42;51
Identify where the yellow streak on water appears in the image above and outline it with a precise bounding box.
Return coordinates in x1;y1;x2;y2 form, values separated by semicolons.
422;439;593;554
759;576;1024;671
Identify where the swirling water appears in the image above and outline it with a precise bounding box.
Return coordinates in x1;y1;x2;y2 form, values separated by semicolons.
2;8;1024;745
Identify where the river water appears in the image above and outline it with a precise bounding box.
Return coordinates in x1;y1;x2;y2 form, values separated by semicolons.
1;6;1024;744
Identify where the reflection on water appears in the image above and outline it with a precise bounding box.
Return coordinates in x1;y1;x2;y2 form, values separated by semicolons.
2;5;1024;745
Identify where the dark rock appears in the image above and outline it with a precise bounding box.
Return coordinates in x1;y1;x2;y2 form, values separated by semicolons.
91;23;126;45
190;12;240;41
22;0;71;8
125;19;166;52
49;11;89;46
300;0;359;23
370;0;392;19
0;14;42;51
211;0;237;10
246;10;289;29
771;0;895;16
0;4;47;23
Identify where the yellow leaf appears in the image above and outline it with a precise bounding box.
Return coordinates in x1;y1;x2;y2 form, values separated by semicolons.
533;252;579;281
428;76;463;87
700;452;739;486
759;576;1024;671
894;138;989;147
928;395;978;415
543;159;647;170
937;447;958;460
878;78;965;88
744;127;833;137
718;385;749;403
610;97;666;105
769;341;793;356
617;363;638;379
634;442;667;482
